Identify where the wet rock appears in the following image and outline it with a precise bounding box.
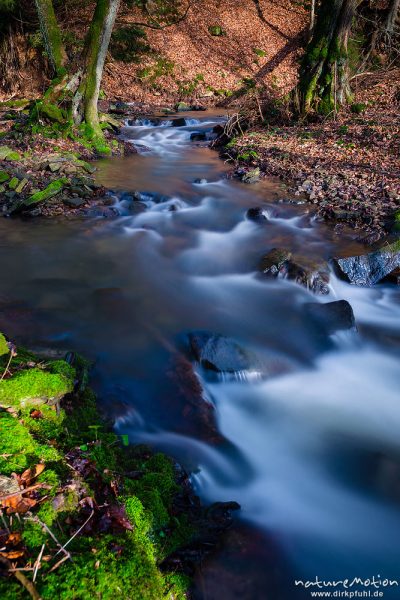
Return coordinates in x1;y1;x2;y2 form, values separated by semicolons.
133;190;170;204
166;353;223;444
194;178;207;184
109;101;130;115
334;240;400;286
186;331;292;380
259;248;292;275
382;267;400;285
172;117;187;127
304;300;356;334
62;197;86;208
188;331;256;373
285;259;330;295
259;248;330;294
190;131;207;142
246;207;267;222
213;124;224;136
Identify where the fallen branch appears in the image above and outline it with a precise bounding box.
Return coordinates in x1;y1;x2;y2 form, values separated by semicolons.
0;556;41;600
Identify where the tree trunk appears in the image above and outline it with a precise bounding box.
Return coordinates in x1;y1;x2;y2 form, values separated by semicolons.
386;0;400;34
34;0;67;75
296;0;358;115
32;0;120;151
80;0;121;143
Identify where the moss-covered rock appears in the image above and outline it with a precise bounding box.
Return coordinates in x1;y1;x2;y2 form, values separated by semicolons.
0;170;10;183
25;177;68;206
0;362;75;408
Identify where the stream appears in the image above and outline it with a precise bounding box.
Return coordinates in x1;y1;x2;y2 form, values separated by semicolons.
1;111;400;599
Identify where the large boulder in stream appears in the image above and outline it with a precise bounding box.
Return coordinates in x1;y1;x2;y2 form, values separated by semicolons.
334;239;400;285
189;331;256;373
304;300;356;334
186;331;292;380
259;248;330;295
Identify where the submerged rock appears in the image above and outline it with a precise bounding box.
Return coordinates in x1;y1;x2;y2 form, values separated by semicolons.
188;331;256;373
190;131;207;142
172;117;187;127
246;207;268;222
304;300;356;334
166;353;223;444
259;248;330;294
334;239;400;286
186;331;291;380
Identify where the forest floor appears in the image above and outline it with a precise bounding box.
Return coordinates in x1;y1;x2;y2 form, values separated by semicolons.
226;69;400;242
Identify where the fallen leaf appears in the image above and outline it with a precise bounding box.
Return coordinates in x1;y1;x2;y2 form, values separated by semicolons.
19;464;45;487
0;550;25;559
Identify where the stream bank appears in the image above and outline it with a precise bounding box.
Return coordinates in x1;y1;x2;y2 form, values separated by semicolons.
0;338;238;599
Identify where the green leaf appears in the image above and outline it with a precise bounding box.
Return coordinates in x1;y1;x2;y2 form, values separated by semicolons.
121;434;129;447
80;444;88;452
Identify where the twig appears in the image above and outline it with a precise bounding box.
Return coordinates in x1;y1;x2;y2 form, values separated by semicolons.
33;544;45;583
13;570;41;600
0;484;50;503
54;510;94;558
26;516;71;561
48;553;70;573
0;509;10;533
0;352;13;381
0;557;40;600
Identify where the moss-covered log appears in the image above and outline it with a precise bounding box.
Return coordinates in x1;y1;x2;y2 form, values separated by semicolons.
296;0;359;115
34;0;67;75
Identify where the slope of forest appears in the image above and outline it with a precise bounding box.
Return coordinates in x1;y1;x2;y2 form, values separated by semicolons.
0;0;307;103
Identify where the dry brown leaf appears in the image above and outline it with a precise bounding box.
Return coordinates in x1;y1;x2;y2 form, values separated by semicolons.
6;497;37;515
19;464;45;487
0;550;25;559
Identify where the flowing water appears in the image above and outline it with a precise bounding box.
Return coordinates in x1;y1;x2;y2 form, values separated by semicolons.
1;111;400;599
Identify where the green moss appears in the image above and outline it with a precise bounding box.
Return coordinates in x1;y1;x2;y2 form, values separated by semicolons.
25;177;68;206
0;331;9;356
0;170;10;183
0;346;193;600
22;520;48;549
0;363;74;408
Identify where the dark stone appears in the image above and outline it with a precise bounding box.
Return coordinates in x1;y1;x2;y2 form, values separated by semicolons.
259;248;330;294
172;117;187;127
62;197;86;208
133;190;170;204
213;124;224;135
188;332;253;373
191;105;207;111
166;353;223;444
259;248;292;275
381;267;400;285
190;132;207;142
110;101;130;114
194;178;208;184
285;260;330;295
304;300;356;334
246;207;267;222
334;240;400;286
